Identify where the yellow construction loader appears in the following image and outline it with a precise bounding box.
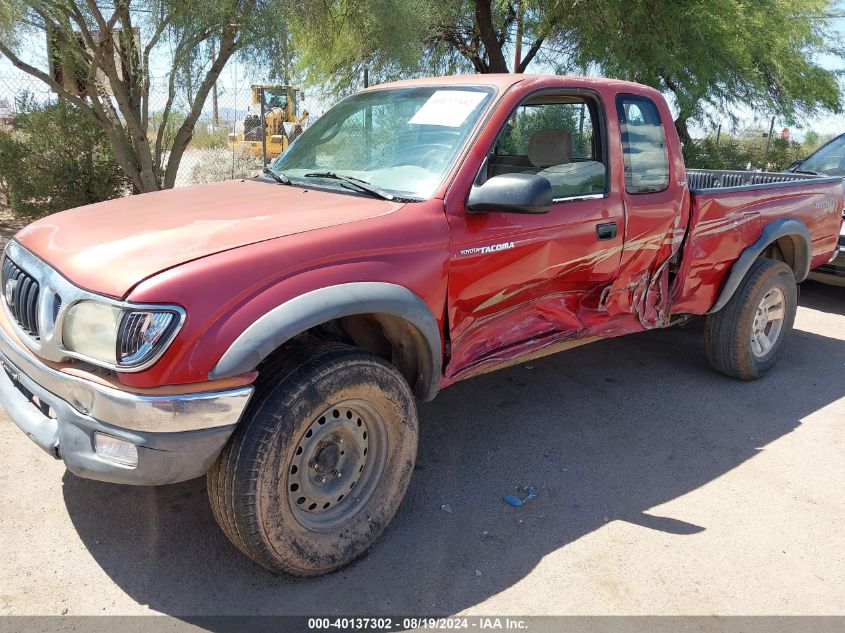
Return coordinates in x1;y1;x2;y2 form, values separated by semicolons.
228;84;309;160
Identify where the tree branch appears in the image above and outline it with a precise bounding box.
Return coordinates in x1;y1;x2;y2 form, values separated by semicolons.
163;6;256;187
518;35;545;72
0;39;88;111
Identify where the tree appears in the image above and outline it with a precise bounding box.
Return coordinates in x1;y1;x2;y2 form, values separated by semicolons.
240;16;296;85
0;101;130;217
0;0;23;41
0;1;281;192
285;0;574;93
426;0;568;74
289;0;843;144
568;0;843;144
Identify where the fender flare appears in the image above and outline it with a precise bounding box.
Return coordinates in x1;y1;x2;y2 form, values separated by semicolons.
209;282;442;401
708;218;812;314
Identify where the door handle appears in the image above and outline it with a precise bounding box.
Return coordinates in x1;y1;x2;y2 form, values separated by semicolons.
596;222;617;241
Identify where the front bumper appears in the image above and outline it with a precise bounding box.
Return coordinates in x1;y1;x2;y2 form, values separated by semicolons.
0;324;253;485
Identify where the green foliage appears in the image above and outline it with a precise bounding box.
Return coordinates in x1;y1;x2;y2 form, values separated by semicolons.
568;0;842;138
189;124;230;150
0;0;23;43
0;102;129;218
284;0;577;93
237;7;298;85
683;129;834;172
286;0;452;94
286;0;843;144
147;110;187;153
498;104;588;156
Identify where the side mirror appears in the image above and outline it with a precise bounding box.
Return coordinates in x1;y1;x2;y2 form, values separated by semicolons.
466;173;553;214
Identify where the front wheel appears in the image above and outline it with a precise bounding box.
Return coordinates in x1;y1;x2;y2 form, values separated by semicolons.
704;258;798;380
207;343;418;576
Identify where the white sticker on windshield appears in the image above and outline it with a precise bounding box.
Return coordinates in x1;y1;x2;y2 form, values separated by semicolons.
409;90;487;127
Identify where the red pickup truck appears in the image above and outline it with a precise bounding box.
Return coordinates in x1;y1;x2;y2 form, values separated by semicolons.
0;74;842;576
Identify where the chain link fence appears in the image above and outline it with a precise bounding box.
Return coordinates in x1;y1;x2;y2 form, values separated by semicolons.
0;67;304;194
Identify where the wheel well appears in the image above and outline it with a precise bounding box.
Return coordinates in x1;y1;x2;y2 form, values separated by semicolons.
760;234;806;280
708;221;811;314
261;313;433;400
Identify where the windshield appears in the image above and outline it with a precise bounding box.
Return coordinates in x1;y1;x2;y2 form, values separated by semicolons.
272;86;494;199
800;134;845;176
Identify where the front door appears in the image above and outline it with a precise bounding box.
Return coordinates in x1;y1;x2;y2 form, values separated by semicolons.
445;91;625;380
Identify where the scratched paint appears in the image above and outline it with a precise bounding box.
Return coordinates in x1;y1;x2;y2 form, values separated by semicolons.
442;77;693;383
670;182;844;315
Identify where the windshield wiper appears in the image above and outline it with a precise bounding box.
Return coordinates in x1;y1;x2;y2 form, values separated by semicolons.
262;166;292;185
303;171;394;201
793;169;821;176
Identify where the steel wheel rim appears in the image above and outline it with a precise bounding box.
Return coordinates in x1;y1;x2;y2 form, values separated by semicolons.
750;287;786;358
286;399;388;532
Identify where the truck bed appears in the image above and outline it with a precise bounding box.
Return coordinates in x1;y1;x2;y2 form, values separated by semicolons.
686;168;819;191
671;170;844;314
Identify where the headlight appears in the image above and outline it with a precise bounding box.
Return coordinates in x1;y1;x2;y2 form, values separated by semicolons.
62;301;123;364
62;301;181;369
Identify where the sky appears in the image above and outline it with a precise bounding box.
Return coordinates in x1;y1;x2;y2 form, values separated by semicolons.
2;4;845;143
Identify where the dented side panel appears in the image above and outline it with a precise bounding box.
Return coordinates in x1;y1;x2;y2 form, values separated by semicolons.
445;200;626;381
670;182;844;315
442;79;689;383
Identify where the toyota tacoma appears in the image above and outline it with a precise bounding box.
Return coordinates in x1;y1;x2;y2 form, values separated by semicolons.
0;74;842;576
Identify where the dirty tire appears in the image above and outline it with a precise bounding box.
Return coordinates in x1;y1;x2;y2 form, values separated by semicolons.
207;343;418;576
704;258;797;380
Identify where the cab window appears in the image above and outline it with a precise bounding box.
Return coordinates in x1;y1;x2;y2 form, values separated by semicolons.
487;94;608;200
617;94;670;193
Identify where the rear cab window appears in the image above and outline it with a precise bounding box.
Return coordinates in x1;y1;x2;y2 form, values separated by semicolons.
616;94;670;194
487;92;608;201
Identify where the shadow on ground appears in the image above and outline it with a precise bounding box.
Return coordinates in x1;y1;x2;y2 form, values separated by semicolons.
61;283;845;617
800;280;845;316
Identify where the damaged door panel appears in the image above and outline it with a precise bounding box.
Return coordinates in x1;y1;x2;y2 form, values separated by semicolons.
599;93;690;329
444;90;625;381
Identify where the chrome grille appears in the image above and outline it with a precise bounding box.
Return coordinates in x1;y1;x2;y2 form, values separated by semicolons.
2;256;40;337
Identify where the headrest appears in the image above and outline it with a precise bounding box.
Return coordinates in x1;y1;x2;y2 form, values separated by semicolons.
528;129;573;168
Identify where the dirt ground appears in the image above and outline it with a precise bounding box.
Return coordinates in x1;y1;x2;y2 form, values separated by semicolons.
0;206;24;250
0;281;843;619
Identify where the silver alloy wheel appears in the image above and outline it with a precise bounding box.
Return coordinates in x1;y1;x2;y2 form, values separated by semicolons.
750;287;786;358
286;400;388;532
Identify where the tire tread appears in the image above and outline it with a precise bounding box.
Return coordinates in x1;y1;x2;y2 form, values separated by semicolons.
704;258;797;380
207;341;416;576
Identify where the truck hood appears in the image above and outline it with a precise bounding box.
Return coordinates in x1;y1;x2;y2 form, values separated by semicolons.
14;179;404;297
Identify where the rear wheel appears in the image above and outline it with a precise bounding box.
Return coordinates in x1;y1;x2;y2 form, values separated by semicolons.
704;258;797;380
207;343;418;576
